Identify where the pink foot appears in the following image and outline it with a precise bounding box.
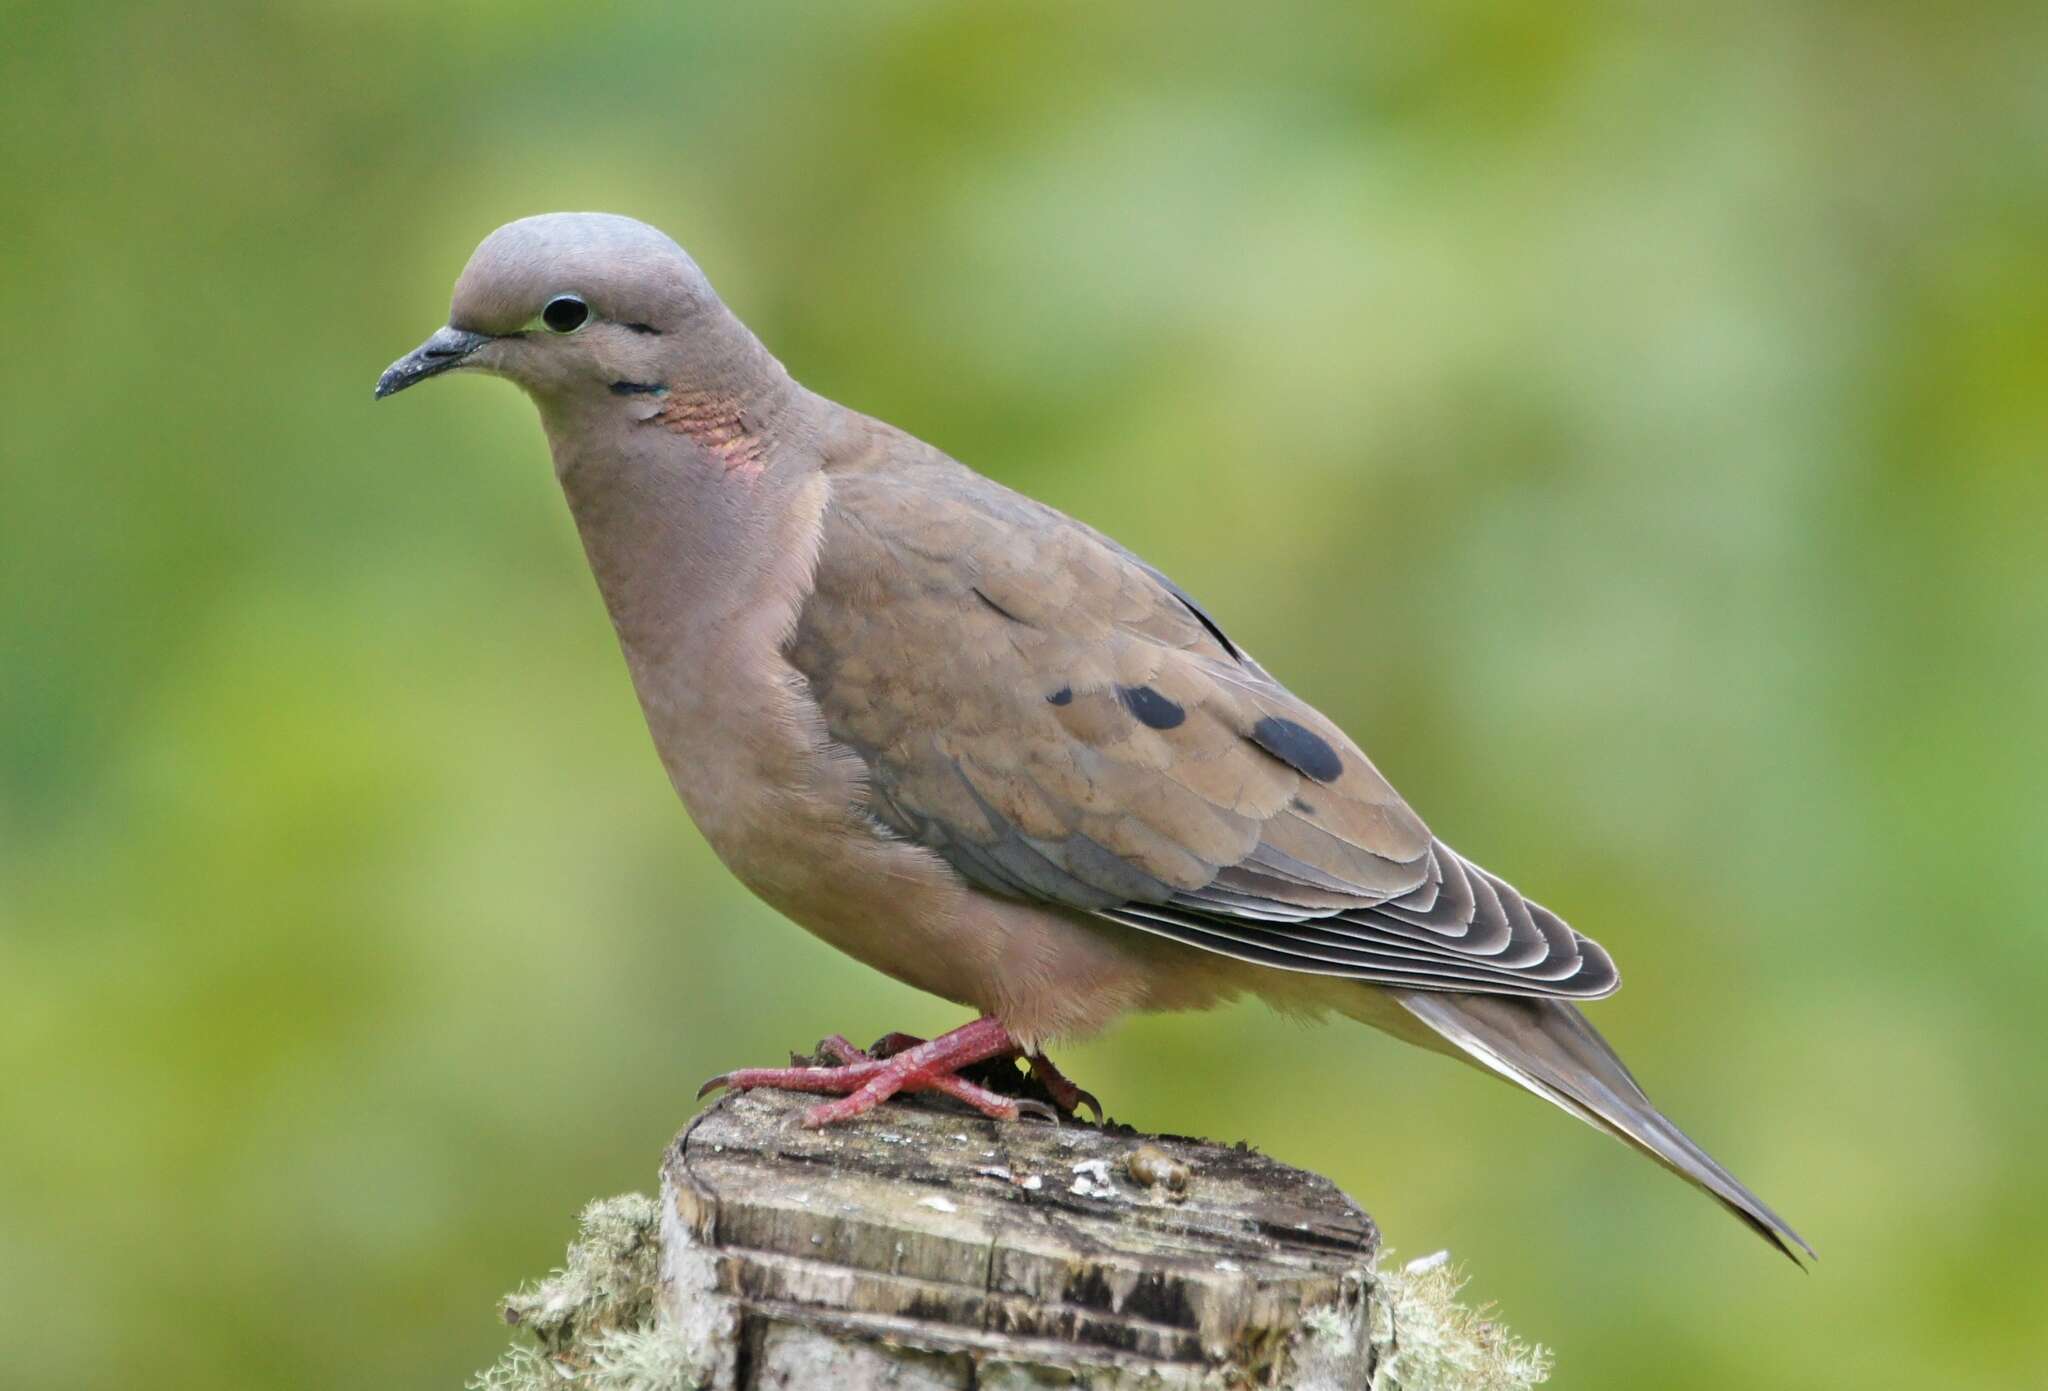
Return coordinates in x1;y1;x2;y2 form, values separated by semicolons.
814;1035;1056;1124
861;1032;1100;1121
697;1017;1061;1127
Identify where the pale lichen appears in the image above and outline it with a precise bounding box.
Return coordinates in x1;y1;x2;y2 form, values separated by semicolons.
1364;1250;1552;1390
469;1194;704;1391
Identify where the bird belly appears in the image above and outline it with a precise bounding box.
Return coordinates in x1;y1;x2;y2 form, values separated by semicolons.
647;687;1237;1042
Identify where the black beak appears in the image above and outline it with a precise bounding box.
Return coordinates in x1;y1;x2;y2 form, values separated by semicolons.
374;326;494;399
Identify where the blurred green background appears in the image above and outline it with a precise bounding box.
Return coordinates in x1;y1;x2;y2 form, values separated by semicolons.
4;2;2044;1386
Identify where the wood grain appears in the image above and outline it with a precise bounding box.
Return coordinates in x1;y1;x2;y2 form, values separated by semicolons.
656;1086;1380;1388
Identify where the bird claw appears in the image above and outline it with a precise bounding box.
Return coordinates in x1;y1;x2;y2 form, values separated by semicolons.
1025;1052;1103;1122
697;1058;885;1101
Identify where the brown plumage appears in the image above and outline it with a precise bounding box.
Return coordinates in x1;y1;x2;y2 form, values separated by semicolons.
378;212;1810;1262
789;445;1618;1002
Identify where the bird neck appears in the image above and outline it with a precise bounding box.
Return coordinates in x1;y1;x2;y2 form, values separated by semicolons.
644;304;797;467
538;358;827;706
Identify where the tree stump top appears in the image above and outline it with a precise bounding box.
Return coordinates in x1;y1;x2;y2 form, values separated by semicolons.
660;1086;1379;1387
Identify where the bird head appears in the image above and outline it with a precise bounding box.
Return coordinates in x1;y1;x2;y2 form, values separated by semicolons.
374;212;726;405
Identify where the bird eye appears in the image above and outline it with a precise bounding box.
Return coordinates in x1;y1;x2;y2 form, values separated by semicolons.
541;295;589;334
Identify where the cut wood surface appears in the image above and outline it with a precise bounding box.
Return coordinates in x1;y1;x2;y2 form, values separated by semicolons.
658;1085;1379;1388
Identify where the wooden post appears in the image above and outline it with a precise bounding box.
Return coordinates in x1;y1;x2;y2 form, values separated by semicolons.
478;1070;1553;1389
657;1087;1378;1389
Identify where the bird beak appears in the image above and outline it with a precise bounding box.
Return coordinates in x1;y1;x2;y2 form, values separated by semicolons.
374;325;495;399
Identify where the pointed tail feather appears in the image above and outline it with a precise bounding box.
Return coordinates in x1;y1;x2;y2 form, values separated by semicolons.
1393;990;1814;1264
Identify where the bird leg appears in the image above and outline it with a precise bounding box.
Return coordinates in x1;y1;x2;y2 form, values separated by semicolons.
860;1032;1101;1121
697;1016;1062;1127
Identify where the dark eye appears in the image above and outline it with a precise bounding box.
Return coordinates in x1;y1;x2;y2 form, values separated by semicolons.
541;295;589;334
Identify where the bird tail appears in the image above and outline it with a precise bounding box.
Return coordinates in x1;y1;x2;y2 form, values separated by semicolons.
1390;990;1814;1264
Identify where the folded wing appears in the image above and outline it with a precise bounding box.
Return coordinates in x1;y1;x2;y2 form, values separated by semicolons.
788;454;1617;1001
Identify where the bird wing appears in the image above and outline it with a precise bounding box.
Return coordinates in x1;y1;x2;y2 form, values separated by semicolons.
787;455;1617;1000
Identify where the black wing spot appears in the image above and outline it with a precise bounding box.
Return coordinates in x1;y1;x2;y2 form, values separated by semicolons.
1047;686;1074;706
1290;796;1316;815
609;380;667;396
1118;684;1187;730
1251;716;1343;783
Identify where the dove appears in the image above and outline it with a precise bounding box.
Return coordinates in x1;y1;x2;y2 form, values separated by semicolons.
377;212;1810;1261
